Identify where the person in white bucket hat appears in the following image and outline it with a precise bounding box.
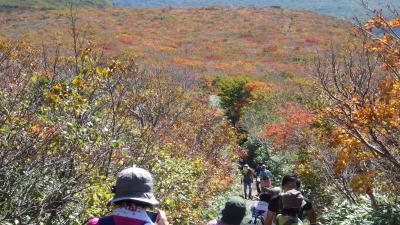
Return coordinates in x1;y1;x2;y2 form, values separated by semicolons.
86;167;169;225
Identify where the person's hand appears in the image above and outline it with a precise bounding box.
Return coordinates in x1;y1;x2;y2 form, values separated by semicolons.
155;208;169;225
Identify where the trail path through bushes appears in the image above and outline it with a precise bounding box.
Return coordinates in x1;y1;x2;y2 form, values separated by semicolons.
237;184;258;225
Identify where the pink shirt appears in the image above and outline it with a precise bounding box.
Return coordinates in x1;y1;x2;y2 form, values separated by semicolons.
87;215;151;225
87;208;153;225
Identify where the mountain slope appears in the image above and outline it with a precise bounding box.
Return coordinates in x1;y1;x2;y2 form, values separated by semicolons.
0;0;111;11
1;0;397;19
0;7;352;85
112;0;400;19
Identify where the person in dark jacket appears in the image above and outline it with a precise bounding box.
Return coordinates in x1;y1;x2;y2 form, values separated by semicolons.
242;164;255;199
263;173;318;225
255;163;263;194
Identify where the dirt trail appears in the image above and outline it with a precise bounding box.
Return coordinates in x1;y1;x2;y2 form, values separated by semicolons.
240;182;259;225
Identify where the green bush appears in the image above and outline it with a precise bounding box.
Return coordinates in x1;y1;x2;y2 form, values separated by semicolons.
213;76;249;125
321;195;400;225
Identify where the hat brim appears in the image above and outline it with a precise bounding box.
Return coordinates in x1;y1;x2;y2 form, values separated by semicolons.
110;192;159;206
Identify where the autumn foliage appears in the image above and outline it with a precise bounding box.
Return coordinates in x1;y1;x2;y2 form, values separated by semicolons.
258;103;313;149
0;36;241;224
0;7;352;83
2;2;400;224
315;11;400;196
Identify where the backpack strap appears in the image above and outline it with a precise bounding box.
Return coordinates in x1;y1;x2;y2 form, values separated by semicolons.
99;216;115;225
283;218;299;225
278;195;283;214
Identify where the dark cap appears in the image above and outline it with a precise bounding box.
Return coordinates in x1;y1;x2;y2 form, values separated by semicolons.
281;173;298;187
221;196;246;225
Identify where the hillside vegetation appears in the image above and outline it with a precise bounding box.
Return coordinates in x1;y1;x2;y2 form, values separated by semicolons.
0;7;353;224
1;0;398;19
0;7;351;84
0;0;110;11
1;4;399;225
113;0;400;19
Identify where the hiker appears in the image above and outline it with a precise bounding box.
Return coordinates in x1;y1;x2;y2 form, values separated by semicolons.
242;164;255;199
263;174;318;225
207;196;247;225
249;192;273;224
86;167;169;225
259;165;273;189
255;163;263;194
263;187;281;198
275;189;305;225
